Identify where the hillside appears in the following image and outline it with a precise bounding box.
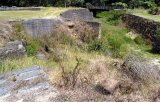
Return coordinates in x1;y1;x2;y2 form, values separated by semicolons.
0;8;160;102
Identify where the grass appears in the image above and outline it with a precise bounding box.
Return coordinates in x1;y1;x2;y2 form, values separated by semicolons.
0;8;160;101
0;7;73;20
127;8;160;22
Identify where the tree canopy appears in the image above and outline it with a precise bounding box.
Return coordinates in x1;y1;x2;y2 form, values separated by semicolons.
0;0;160;8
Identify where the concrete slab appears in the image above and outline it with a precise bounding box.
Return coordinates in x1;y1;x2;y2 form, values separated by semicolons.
0;65;49;97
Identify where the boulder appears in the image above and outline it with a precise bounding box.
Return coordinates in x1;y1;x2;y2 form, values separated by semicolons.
0;40;26;61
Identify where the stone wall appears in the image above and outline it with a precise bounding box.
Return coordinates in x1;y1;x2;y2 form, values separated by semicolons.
124;14;160;50
0;7;41;11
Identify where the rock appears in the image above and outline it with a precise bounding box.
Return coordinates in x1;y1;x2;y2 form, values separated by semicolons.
0;65;59;102
101;79;119;94
36;52;48;60
0;40;26;61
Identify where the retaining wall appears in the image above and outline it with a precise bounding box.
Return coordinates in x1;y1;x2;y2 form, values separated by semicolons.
0;7;41;11
124;14;160;50
8;19;61;37
60;9;93;21
60;9;101;38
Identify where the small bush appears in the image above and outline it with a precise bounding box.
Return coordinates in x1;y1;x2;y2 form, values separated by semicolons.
108;36;122;50
25;44;38;56
59;57;82;89
107;10;126;25
112;2;128;8
88;40;108;53
150;6;159;15
134;35;145;45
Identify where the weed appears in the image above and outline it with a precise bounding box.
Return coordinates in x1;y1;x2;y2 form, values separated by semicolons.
25;45;38;56
107;10;126;25
11;22;24;40
88;40;108;53
134;35;145;45
59;57;82;89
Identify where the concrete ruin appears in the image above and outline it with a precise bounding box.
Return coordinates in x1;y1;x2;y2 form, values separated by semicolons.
60;9;93;21
8;18;61;37
7;9;101;38
0;65;49;102
60;9;101;38
22;19;61;37
0;40;26;61
0;7;41;11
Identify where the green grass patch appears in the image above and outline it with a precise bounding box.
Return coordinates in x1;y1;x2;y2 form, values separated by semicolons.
128;8;160;22
0;7;72;20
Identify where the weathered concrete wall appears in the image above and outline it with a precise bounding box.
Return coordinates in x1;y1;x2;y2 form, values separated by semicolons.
0;40;26;61
60;9;101;38
22;19;61;36
60;9;93;21
125;14;160;50
0;65;49;97
8;19;61;37
0;7;41;11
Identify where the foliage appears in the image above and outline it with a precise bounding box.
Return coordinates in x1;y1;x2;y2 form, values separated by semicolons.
107;10;125;25
150;6;159;14
0;62;16;73
25;44;39;56
112;2;128;8
1;0;160;9
134;35;145;45
59;57;82;89
11;22;40;56
88;40;108;53
12;22;23;40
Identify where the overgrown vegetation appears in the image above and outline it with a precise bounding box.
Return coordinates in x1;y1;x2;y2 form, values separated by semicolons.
0;8;160;102
107;10;125;25
134;35;145;45
1;0;160;9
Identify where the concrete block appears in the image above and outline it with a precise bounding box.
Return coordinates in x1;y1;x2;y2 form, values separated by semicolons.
0;65;49;97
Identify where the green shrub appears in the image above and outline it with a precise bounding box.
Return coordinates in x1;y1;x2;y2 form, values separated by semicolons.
107;35;129;58
88;40;108;53
107;10;126;25
108;36;122;50
112;2;128;8
25;44;39;56
150;6;159;14
134;35;145;45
